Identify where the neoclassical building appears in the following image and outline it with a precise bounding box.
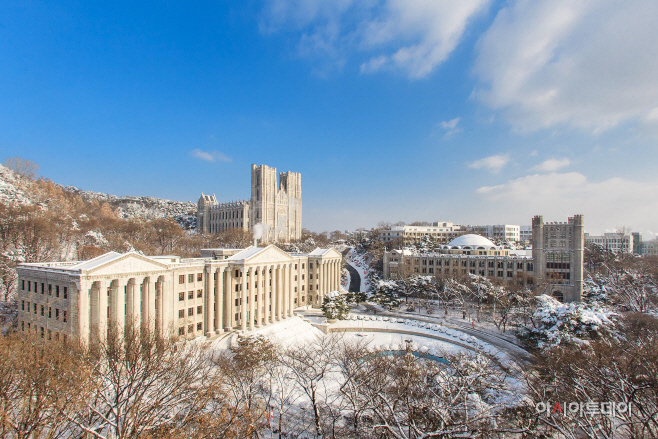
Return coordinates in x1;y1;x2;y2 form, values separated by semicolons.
383;215;585;302
16;245;342;343
197;164;302;243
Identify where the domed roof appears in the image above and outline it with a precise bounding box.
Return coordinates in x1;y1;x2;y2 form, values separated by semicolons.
448;234;496;249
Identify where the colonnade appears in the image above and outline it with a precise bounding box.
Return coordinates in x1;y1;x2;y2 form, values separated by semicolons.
86;275;166;342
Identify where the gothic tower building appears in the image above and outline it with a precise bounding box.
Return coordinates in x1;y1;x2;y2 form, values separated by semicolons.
197;164;302;243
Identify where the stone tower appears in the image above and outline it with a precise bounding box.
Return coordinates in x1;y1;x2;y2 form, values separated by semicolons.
196;193;218;234
532;214;584;302
250;164;302;243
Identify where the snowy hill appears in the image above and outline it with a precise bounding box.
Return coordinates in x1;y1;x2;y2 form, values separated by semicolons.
0;164;197;229
62;186;197;229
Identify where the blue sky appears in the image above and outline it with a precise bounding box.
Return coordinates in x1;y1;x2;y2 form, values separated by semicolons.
2;0;658;236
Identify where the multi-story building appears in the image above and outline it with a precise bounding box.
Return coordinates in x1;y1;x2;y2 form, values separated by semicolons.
379;222;464;245
642;240;658;257
382;215;584;302
197;164;302;243
383;234;534;283
520;226;532;245
584;232;633;253
16;245;342;343
466;224;521;243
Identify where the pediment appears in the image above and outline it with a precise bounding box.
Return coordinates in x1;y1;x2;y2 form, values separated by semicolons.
244;245;294;264
84;254;169;275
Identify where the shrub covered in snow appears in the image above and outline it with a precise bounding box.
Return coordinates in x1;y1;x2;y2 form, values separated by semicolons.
321;292;350;320
517;295;616;350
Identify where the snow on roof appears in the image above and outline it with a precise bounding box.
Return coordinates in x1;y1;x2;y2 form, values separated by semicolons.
227;246;266;261
448;234;496;248
309;248;331;256
71;251;123;270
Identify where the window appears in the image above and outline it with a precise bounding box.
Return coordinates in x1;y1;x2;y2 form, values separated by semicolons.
28;281;31;292
294;264;297;269
179;327;185;336
41;283;45;294
197;290;202;298
302;263;305;269
179;292;185;301
56;285;60;297
188;291;194;300
179;275;185;284
21;300;24;311
63;287;67;299
188;274;194;283
21;280;25;290
40;305;44;316
33;303;37;314
197;322;202;331
235;313;239;321
56;309;60;320
310;285;313;291
179;310;185;319
197;306;202;315
188;308;194;316
197;273;203;281
48;307;52;318
310;274;313;280
63;311;67;323
309;263;313;269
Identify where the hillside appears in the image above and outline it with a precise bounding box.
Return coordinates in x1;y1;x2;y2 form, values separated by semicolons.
0;164;197;229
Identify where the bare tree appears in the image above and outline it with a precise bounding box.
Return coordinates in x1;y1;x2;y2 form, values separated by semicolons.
4;157;40;180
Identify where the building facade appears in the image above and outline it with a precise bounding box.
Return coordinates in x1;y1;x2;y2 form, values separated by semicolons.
383;215;584;302
197;164;302;243
584;232;633;253
379;222;465;245
465;224;521;243
16;245;341;343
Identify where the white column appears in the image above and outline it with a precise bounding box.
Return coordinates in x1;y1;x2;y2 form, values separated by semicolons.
98;280;108;343
130;279;142;330
264;265;271;325
113;279;126;332
288;263;294;316
155;277;163;334
205;266;214;336
228;268;235;329
148;278;156;332
77;282;89;344
215;267;224;333
240;268;247;331
276;264;282;321
248;267;255;331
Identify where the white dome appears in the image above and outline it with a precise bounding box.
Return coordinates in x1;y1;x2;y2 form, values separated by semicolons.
448;234;496;249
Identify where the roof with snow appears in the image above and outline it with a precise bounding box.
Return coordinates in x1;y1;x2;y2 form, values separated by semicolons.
448;234;496;249
71;251;123;270
309;248;331;256
227;246;266;261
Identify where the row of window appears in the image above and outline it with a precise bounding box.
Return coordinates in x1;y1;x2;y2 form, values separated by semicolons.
179;273;203;284
178;323;203;335
21;301;67;322
179;290;203;301
178;306;203;318
546;262;571;270
21;280;68;299
20;322;68;341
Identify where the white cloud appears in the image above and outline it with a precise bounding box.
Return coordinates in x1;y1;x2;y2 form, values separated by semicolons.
475;172;658;233
467;154;509;173
439;117;462;136
473;0;658;133
190;149;232;163
531;158;570;172
262;0;490;79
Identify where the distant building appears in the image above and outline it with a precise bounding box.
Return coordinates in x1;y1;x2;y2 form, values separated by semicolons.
642;240;658;257
379;222;464;245
584;232;633;253
382;214;584;302
197;164;302;243
520;226;532;244
466;224;520;243
632;232;643;255
16;245;342;343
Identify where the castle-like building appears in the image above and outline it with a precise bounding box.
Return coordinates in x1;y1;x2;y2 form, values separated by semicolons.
197;164;302;243
16;245;342;343
383;215;585;302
